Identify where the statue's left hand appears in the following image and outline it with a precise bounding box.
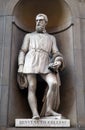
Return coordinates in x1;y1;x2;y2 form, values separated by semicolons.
49;61;61;69
53;61;61;69
48;61;61;73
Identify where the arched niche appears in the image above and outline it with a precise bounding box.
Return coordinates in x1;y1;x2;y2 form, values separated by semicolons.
13;0;72;32
8;0;77;127
5;0;79;18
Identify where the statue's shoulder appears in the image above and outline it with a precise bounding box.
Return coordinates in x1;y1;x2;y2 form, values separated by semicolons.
24;33;30;38
46;33;55;40
24;32;35;38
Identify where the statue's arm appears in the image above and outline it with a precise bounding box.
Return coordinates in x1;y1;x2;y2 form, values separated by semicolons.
51;36;64;70
18;34;29;73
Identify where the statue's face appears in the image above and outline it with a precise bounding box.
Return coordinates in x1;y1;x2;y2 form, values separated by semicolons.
36;16;46;32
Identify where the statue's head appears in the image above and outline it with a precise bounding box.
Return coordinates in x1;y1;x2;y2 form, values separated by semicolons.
35;13;48;33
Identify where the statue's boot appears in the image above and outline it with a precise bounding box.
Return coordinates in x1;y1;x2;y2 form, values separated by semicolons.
45;109;61;117
32;115;40;119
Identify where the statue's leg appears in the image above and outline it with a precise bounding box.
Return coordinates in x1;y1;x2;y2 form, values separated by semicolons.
27;74;40;119
41;73;61;116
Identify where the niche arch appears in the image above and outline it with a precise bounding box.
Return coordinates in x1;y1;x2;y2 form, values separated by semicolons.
5;0;78;19
13;0;72;32
8;0;77;127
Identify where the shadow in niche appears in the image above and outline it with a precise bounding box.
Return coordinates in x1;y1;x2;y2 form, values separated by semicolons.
36;75;47;114
8;0;77;127
59;69;75;117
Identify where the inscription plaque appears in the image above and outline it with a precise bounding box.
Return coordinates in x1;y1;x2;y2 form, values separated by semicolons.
15;119;70;127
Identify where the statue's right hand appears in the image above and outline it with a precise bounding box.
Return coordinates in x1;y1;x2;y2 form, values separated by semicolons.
18;65;23;73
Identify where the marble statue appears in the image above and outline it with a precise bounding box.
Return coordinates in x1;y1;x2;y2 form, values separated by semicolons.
17;13;64;119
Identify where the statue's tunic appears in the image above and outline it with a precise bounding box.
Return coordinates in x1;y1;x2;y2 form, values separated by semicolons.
18;32;63;74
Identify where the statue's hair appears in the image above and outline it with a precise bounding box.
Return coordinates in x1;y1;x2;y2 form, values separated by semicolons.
36;13;48;23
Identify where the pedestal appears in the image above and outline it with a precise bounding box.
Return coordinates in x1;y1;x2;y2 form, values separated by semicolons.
15;117;70;128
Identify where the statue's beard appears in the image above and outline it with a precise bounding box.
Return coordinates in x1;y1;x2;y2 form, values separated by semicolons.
36;26;44;33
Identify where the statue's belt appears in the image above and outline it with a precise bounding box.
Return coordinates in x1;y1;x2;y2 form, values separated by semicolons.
31;48;49;55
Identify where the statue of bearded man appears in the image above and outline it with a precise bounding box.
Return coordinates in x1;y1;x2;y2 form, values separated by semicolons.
17;13;64;119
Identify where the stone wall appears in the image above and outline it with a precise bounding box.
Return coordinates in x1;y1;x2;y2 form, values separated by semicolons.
0;0;85;129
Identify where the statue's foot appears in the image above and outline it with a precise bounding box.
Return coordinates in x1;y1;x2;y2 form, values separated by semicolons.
45;109;61;117
32;115;40;119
